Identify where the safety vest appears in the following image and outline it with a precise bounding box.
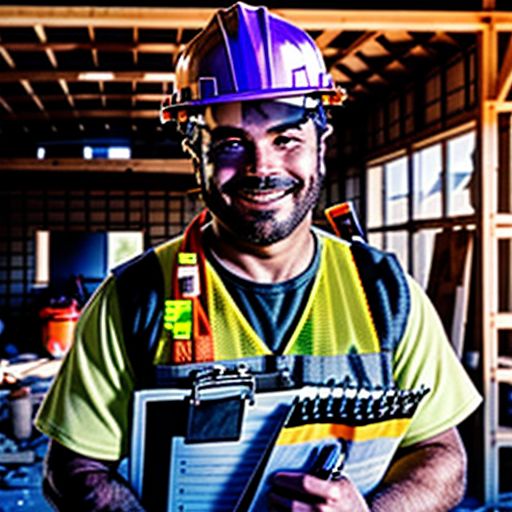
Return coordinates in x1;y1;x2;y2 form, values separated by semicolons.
113;210;411;392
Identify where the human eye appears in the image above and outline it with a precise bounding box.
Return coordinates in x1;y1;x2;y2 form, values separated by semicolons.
273;132;301;150
212;137;245;155
208;136;250;166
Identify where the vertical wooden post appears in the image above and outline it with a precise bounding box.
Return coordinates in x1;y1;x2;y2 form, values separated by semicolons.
479;20;499;505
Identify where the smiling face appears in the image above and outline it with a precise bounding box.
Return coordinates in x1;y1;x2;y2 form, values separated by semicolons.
197;99;329;245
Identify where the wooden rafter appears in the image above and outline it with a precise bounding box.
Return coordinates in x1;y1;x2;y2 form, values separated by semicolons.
497;34;512;102
19;80;45;112
0;96;13;114
0;42;182;53
0;109;159;120
315;29;342;50
34;24;58;69
0;71;175;82
330;31;381;67
0;46;16;69
1;7;512;32
0;158;193;174
88;26;99;68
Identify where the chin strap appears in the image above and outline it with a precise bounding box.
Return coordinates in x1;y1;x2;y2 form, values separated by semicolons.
166;209;214;364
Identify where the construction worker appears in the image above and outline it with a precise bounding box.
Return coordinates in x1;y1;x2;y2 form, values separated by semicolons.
36;3;481;511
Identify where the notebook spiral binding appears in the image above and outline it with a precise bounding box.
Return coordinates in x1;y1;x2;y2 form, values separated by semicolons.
288;379;430;427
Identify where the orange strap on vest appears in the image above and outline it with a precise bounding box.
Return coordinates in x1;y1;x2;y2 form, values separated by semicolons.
171;209;214;364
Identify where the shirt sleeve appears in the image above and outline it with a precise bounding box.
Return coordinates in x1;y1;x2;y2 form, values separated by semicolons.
35;276;135;460
394;277;482;447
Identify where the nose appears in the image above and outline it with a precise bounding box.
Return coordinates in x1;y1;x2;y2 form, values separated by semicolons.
251;141;278;175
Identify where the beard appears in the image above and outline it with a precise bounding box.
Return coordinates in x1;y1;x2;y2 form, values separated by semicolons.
200;165;324;246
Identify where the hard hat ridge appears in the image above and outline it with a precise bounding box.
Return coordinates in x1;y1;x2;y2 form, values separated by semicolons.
161;1;342;123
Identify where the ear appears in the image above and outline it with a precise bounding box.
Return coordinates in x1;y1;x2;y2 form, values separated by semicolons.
320;124;333;152
318;124;333;174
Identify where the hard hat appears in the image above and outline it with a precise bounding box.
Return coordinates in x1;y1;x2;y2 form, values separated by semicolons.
161;2;344;123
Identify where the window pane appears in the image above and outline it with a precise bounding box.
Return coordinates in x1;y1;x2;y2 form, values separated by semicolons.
413;228;442;289
413;143;442;220
447;131;476;216
386;231;408;270
385;157;408;225
367;165;383;228
368;232;384;249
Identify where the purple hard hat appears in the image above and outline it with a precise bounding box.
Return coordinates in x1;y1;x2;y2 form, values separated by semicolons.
161;2;342;122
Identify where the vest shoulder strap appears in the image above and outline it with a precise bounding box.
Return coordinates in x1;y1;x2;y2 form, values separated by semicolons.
349;240;411;352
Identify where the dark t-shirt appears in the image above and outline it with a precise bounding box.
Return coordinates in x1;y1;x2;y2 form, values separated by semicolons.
205;236;320;353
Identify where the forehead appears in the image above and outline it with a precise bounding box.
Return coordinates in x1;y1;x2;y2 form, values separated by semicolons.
204;99;309;130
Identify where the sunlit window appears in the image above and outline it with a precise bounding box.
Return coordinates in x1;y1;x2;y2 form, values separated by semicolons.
34;230;144;287
367;165;383;228
447;131;476;216
385;157;408;225
83;146;131;159
386;231;408;270
413;228;442;289
365;128;476;290
413;143;443;220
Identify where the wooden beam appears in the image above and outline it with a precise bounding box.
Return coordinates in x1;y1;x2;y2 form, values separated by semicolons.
3;93;163;102
0;109;159;120
478;21;500;505
0;96;13;114
19;80;45;112
0;42;182;53
331;31;381;66
0;46;15;69
34;24;58;69
1;6;510;32
0;158;193;174
497;35;512;102
0;71;175;82
315;29;342;50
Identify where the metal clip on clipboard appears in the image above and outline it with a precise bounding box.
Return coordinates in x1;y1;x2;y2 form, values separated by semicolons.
186;364;256;444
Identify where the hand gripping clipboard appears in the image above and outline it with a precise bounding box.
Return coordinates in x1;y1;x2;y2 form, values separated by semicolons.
129;367;299;512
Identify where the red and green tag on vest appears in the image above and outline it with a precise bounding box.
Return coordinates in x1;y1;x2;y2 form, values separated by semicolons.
155;251;207;364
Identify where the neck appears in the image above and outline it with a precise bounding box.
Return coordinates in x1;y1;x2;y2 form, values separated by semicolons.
204;217;316;283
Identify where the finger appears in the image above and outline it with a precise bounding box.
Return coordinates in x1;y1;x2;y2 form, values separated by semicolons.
272;472;343;503
268;491;331;512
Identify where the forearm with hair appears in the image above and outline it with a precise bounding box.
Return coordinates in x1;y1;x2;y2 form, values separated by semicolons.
43;440;145;512
368;428;467;512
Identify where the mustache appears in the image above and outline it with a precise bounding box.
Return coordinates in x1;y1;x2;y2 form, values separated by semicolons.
221;175;301;195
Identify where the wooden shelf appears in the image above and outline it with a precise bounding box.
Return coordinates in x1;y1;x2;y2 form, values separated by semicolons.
496;427;512;446
497;368;512;383
494;313;512;329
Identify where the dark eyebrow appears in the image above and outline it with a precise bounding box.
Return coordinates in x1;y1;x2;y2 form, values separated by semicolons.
209;126;247;141
267;116;309;135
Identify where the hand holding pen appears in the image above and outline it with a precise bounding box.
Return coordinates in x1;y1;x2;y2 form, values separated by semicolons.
308;440;347;481
269;440;370;512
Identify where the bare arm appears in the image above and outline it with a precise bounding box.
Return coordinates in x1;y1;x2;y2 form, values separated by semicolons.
268;427;467;512
43;440;145;512
369;427;467;512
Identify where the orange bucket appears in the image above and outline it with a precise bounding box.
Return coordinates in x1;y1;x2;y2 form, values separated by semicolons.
40;300;81;357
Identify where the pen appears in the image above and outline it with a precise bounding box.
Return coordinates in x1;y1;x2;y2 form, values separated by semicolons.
309;440;347;481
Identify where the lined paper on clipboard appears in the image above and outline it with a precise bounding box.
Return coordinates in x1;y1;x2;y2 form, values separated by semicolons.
130;387;299;512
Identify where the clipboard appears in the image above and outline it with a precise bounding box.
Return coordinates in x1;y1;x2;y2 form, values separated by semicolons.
129;386;299;512
130;382;429;511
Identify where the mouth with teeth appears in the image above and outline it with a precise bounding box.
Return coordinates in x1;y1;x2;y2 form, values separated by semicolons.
222;175;300;207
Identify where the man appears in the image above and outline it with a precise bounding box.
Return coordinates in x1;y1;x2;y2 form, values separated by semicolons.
36;3;481;511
